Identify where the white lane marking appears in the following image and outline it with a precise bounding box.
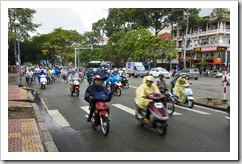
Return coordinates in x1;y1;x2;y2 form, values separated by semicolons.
194;105;227;114
48;109;70;127
172;112;182;115
112;104;135;115
174;105;211;115
80;106;89;113
129;85;138;89
112;104;183;116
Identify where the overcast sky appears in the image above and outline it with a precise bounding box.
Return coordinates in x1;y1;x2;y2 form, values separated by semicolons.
32;8;213;36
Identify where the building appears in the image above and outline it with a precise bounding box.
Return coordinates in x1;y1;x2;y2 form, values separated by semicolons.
172;12;230;71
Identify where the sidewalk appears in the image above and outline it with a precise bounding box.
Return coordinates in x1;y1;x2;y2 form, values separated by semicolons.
8;83;58;152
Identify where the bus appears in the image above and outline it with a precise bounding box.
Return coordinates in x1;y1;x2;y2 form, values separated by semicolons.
87;61;111;73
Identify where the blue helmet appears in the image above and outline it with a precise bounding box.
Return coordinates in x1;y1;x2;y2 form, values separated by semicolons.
158;72;164;77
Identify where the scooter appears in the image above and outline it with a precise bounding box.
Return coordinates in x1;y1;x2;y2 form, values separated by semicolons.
39;75;47;89
121;76;129;89
69;78;80;97
26;75;33;86
134;93;169;136
111;81;122;96
174;84;194;108
85;102;111;136
160;88;175;116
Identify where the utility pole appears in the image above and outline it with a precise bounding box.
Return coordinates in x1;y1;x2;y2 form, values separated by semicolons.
183;12;189;69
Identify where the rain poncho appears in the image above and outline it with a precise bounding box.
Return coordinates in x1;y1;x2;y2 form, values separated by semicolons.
84;84;112;103
106;73;122;87
135;76;160;110
174;77;189;102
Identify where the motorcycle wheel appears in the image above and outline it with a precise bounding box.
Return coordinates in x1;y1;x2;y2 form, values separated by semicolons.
116;88;121;96
166;100;175;115
76;90;79;97
188;100;194;108
101;116;109;136
135;113;144;126
155;121;167;136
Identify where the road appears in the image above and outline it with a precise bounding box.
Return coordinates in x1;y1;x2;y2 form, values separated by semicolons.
10;75;230;152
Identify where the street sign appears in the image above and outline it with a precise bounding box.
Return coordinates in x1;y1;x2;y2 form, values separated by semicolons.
217;46;227;51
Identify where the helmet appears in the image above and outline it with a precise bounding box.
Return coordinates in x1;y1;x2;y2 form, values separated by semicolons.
158;72;164;77
72;69;75;73
41;69;44;71
181;73;186;78
123;68;126;71
93;74;102;80
146;76;154;82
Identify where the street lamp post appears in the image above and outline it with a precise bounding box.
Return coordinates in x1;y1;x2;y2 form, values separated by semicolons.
74;44;93;69
183;12;189;69
14;19;23;87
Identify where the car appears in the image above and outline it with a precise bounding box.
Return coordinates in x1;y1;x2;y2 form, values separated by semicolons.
178;68;200;80
209;70;224;78
149;67;170;79
221;73;230;85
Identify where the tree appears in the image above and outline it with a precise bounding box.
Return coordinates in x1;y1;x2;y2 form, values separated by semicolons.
8;8;41;65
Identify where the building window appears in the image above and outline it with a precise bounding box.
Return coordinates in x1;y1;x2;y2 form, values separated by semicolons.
222;37;230;44
210;37;219;45
201;38;208;45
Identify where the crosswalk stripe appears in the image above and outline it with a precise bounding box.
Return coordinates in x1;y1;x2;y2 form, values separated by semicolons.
80;106;89;113
175;105;211;115
48;109;70;127
112;104;135;115
173;112;182;115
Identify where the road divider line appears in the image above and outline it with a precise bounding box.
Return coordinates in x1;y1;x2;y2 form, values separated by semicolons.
129;85;138;89
194;105;227;114
175;105;211;115
112;104;135;115
48;109;70;127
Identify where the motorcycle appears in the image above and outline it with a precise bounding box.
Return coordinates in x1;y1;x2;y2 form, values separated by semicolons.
160;88;175;116
110;81;122;96
62;74;68;83
87;77;93;86
173;83;194;108
121;76;129;89
69;78;80;97
85;102;111;136
134;93;169;136
39;75;47;89
26;75;33;86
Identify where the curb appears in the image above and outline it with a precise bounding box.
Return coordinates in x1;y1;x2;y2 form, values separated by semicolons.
27;91;58;152
194;102;228;112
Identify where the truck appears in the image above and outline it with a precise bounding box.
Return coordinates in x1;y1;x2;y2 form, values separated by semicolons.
126;62;148;78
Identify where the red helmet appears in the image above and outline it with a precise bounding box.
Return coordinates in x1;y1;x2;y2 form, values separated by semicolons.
93;74;102;80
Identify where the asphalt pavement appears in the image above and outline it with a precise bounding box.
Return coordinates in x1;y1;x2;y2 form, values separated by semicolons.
7;73;230;153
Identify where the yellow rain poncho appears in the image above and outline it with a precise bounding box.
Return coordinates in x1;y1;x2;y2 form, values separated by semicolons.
174;76;189;102
135;76;160;110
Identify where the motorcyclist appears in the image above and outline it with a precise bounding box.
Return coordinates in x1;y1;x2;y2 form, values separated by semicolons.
68;69;79;92
46;68;51;82
106;68;122;88
135;76;160;123
101;68;110;83
170;73;181;94
84;74;113;122
120;68;128;86
174;73;189;102
154;73;168;92
37;69;47;86
25;68;33;83
61;66;68;82
86;68;95;84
